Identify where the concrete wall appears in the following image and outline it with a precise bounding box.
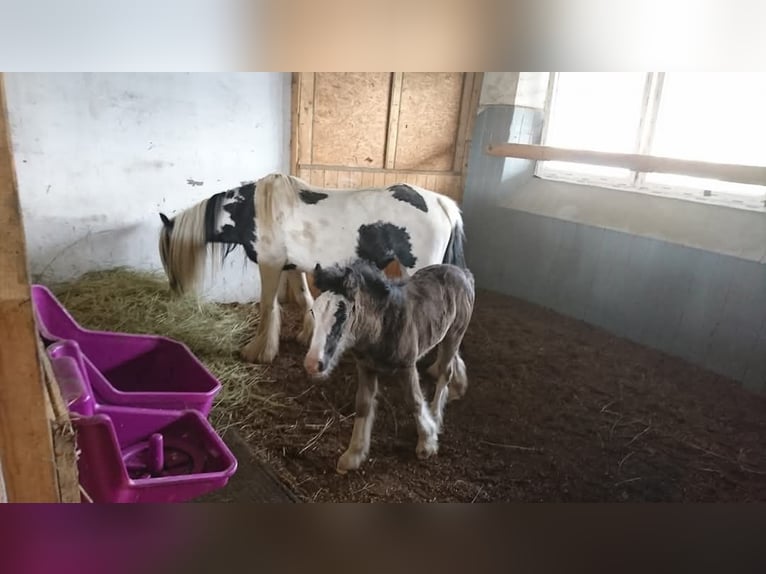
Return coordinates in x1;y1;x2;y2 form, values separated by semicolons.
6;73;291;302
463;75;766;392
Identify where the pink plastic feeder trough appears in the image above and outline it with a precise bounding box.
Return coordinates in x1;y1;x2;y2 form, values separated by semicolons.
32;285;237;503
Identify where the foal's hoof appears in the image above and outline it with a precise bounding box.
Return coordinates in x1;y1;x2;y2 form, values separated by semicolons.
416;439;439;460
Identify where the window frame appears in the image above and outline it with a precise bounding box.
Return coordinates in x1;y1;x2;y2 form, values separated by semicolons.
535;72;766;212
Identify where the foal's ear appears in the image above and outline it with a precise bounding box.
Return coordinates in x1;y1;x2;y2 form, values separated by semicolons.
313;264;347;296
363;273;390;300
159;213;173;229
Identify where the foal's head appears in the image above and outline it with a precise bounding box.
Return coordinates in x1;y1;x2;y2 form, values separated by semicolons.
304;261;393;378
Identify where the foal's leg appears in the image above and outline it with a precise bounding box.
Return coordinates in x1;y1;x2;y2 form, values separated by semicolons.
289;272;315;345
430;332;469;430
241;264;282;363
337;364;379;473
448;352;468;402
401;366;439;459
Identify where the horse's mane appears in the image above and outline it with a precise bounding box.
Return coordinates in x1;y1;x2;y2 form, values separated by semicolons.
255;173;300;236
159;197;210;294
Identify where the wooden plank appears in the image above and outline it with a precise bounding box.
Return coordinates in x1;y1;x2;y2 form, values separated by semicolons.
384;72;404;169
394;73;463;171
312;73;390;168
360;170;375;188
323;169;338;188
452;73;473;172
0;75;61;502
39;342;79;503
457;72;484;202
290;73;301;175
487;143;766;187
296;73;315;167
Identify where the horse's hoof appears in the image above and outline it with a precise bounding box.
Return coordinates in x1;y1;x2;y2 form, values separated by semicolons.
416;439;438;460
337;450;365;473
240;343;277;364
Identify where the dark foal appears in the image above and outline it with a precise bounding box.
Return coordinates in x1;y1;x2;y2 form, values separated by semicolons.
304;260;475;473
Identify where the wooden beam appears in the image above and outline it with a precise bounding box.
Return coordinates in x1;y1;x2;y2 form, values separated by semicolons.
289;73;301;176
486;143;766;187
384;72;403;170
0;74;61;502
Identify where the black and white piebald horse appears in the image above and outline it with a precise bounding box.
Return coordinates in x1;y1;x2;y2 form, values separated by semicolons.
158;173;466;364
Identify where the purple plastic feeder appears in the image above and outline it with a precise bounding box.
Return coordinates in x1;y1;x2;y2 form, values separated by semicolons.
31;284;220;415
48;340;237;503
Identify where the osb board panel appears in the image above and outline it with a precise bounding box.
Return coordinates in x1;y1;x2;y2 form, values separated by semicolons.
312;73;391;168
297;167;463;200
394;73;464;171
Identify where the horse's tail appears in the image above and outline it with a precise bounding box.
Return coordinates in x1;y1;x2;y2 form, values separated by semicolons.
436;195;467;269
159;197;210;294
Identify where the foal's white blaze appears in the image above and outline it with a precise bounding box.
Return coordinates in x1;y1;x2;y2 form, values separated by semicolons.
304;293;352;378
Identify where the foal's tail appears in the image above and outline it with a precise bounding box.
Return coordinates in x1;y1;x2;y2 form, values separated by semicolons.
436;195;467;269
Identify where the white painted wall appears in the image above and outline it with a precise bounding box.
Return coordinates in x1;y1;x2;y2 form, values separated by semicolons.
5;73;291;302
479;72;549;110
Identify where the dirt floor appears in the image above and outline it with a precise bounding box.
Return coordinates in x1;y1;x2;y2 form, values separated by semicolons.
225;289;766;502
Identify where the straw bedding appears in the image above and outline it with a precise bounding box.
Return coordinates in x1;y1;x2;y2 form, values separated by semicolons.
48;267;270;432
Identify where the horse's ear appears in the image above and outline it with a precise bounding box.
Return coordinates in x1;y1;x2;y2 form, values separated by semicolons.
159;213;173;229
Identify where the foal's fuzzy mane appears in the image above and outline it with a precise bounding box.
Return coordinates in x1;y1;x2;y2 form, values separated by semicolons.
314;260;404;303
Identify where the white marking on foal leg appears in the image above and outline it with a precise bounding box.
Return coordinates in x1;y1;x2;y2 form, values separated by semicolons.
242;265;282;364
430;372;451;434
448;353;468;402
402;367;438;459
337;366;378;474
292;272;315;345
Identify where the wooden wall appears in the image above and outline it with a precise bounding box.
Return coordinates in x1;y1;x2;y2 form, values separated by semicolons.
292;73;482;202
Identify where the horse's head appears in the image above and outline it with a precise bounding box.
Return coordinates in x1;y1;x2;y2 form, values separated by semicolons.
158;212;182;293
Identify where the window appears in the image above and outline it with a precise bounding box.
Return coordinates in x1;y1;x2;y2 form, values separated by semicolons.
537;73;766;210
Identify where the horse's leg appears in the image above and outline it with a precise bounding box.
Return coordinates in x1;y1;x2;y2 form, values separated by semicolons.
448;352;468;402
337;363;379;473
429;329;469;432
401;366;439;460
276;270;290;304
241;264;282;364
426;344;444;379
429;341;456;434
289;271;315;345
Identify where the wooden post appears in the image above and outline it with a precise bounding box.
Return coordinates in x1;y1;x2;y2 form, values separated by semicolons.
0;74;61;502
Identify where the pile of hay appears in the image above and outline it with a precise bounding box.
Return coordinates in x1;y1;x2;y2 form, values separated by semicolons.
48;267;271;432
